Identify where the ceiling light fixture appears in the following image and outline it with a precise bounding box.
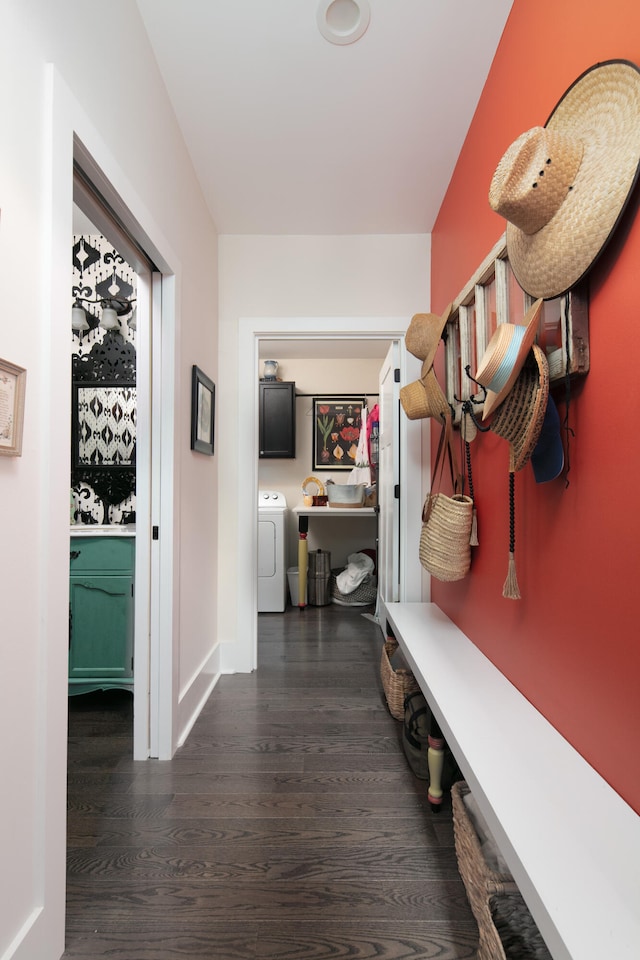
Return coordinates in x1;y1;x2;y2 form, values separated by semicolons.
317;0;370;46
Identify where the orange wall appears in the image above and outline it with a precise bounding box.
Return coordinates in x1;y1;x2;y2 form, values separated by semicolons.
431;0;640;813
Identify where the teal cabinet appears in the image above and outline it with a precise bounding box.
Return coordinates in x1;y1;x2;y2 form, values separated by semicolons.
69;536;134;695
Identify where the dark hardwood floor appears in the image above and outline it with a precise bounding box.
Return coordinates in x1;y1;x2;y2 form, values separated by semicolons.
65;603;477;959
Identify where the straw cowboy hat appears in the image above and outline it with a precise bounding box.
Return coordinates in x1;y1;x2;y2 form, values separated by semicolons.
400;365;450;421
489;59;640;300
400;304;452;422
474;299;543;419
404;304;452;370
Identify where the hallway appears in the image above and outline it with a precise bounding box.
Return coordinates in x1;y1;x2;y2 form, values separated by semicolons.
65;604;477;958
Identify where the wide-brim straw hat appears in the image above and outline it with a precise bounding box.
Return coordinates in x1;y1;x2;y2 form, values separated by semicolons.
489;59;640;300
400;366;450;422
404;303;452;367
474;299;543;419
490;343;549;472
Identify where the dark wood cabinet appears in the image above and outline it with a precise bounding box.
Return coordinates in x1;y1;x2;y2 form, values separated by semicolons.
259;381;296;458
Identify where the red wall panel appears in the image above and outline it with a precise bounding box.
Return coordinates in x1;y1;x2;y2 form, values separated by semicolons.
431;0;640;812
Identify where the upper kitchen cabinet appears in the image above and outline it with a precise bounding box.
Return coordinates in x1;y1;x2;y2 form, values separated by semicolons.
259;381;296;459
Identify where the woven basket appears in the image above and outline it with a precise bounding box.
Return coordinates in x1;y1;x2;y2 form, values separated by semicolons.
419;492;473;582
489;892;553;960
380;636;419;721
451;781;519;960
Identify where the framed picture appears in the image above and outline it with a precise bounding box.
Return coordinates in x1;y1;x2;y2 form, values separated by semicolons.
312;396;364;471
0;357;26;457
72;381;137;469
191;365;215;455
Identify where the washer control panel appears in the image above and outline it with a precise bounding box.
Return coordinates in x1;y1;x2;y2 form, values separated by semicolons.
258;490;287;509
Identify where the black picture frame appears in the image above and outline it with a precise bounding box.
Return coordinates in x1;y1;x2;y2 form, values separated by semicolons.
312;396;365;471
191;365;215;455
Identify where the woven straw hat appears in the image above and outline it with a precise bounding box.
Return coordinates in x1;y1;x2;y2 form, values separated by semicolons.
400;365;450;422
490;59;640;300
474;299;543;419
404;304;452;366
490;344;549;472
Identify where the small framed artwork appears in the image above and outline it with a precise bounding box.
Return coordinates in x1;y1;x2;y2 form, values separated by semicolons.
0;357;26;457
312;396;364;471
191;365;215;455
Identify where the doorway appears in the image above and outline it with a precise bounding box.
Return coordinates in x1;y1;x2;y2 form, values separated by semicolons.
72;142;175;761
234;317;424;676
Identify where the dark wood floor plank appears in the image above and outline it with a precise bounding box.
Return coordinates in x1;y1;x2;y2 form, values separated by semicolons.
162;792;430;819
63;923;258;959
66;841;461;882
67;815;442;849
116;766;424;797
254;922;478;960
175;733;404;756
65;878;472;922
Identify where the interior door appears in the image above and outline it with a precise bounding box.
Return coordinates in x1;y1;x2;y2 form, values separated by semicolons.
378;343;400;604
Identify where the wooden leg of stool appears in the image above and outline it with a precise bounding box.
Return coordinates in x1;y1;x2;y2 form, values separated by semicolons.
427;715;445;812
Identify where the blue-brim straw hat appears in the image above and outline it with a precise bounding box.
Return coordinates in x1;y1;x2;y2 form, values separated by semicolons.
474;299;543;420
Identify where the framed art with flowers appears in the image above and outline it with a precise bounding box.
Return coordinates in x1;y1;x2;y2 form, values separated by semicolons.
312;396;365;471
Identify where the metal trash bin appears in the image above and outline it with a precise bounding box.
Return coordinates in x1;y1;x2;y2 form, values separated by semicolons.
308;549;331;606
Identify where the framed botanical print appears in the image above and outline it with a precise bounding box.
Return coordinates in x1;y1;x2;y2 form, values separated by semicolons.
312;396;364;471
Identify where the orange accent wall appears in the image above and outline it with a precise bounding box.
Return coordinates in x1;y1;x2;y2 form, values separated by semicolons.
431;0;640;813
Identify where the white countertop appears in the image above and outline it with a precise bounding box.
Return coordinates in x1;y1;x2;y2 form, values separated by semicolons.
70;525;136;537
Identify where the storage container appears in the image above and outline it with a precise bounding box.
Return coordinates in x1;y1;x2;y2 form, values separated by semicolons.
287;566;307;606
327;483;365;507
308;549;331;605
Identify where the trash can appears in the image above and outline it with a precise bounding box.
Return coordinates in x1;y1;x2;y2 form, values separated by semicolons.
287;566;307;606
308;549;331;606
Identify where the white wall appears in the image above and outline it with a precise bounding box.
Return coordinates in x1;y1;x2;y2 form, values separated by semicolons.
218;234;430;660
0;2;218;956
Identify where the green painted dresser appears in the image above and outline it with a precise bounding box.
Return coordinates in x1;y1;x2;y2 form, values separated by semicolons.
69;534;135;695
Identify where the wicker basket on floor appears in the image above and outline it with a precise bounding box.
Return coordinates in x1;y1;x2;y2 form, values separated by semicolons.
380;635;419;720
451;781;519;960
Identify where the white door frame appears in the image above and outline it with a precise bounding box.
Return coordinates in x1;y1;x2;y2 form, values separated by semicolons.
234;316;423;674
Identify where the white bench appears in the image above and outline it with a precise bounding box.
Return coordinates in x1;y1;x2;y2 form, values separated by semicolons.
383;601;640;960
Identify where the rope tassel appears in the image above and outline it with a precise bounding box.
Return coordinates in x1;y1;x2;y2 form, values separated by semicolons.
470;507;479;547
503;550;521;600
502;471;521;600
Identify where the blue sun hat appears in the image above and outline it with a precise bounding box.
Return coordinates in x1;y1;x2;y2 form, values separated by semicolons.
531;394;564;482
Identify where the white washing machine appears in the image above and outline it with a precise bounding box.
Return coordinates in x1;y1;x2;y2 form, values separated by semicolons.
258;490;288;612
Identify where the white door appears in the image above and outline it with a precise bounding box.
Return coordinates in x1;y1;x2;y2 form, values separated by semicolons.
377;342;423;611
378;344;400;603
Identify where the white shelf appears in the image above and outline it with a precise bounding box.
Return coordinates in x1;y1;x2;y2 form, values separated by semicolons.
383;601;640;960
292;504;376;517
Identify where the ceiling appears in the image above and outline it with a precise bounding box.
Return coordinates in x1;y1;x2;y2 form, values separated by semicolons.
134;0;514;236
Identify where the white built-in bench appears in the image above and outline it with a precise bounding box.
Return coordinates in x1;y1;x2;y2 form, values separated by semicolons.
383;602;640;960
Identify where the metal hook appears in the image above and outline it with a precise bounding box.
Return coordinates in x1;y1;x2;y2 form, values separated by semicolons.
464;365;487;400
